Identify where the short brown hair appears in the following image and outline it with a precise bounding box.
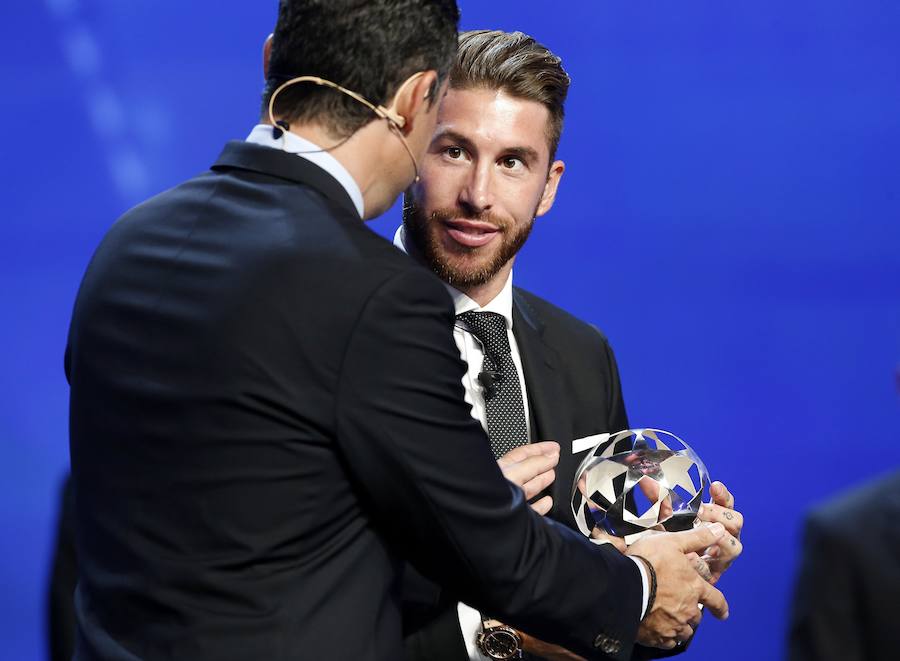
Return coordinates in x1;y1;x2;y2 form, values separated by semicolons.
451;30;570;162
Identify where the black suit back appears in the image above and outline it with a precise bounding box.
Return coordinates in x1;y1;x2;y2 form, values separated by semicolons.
67;142;644;660
68;144;415;659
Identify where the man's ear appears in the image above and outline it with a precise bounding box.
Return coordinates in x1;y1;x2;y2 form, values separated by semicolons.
262;34;274;79
385;70;439;134
536;160;565;217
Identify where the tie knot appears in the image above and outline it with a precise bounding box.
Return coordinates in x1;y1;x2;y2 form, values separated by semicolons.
457;311;510;358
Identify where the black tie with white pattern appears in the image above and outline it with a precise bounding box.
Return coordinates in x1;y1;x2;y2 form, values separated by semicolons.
457;310;529;459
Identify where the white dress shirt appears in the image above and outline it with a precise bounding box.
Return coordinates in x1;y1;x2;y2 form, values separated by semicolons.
245;124;365;218
394;227;648;659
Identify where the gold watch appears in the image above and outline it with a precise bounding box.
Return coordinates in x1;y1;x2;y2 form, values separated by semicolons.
476;617;522;660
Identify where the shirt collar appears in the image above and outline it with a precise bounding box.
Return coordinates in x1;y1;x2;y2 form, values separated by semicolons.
393;225;515;330
245;124;364;219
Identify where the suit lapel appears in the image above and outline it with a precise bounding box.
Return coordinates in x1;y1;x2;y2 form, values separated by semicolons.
513;290;582;528
513;291;568;443
512;290;579;528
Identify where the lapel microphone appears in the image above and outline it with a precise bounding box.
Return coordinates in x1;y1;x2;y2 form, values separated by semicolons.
478;369;503;400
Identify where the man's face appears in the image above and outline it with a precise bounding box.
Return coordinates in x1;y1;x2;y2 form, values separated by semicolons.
403;87;564;289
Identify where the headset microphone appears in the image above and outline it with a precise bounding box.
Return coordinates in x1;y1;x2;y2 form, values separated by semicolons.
266;74;424;182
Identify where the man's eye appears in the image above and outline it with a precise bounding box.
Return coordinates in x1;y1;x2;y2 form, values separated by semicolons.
446;147;463;159
501;157;523;170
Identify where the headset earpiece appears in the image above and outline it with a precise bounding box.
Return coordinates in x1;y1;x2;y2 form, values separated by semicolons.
375;106;406;129
267;74;420;181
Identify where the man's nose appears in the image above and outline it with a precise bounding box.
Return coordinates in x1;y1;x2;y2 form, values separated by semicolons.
458;164;494;215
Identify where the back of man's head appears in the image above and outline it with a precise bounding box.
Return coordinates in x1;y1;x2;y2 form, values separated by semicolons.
263;0;459;138
451;30;570;162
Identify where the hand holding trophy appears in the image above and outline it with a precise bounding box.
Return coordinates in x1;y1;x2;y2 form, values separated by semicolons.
571;429;737;650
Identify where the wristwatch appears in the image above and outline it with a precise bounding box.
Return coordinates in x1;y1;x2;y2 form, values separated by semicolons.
476;617;523;660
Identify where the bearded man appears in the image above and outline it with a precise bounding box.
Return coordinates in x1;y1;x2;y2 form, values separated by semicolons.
398;30;745;661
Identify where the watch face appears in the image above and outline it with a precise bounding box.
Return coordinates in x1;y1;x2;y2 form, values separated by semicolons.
482;628;521;659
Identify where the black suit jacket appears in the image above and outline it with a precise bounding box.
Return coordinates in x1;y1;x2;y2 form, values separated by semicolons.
787;471;900;661
511;290;629;532
404;289;685;661
66;141;644;661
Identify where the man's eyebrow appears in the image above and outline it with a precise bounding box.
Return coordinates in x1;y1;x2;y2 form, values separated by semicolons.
503;145;540;164
430;129;475;150
432;129;541;164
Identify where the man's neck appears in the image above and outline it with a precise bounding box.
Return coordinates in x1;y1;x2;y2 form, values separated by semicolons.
263;119;402;220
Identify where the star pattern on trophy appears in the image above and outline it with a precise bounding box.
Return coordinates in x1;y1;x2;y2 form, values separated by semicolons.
572;428;710;545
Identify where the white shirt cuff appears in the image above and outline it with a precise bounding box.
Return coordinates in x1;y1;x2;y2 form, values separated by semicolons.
628;555;651;620
458;602;491;661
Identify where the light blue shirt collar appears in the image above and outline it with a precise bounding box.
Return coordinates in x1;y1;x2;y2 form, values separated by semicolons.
245;124;364;218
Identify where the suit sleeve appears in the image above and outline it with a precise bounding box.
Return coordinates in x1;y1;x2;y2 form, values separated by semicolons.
47;475;78;661
335;269;643;660
403;603;469;661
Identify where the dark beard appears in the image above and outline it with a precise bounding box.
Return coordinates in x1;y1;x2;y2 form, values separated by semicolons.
402;193;535;289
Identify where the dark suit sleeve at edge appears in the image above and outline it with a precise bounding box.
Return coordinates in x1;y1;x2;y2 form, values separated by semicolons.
335;270;643;660
787;514;864;661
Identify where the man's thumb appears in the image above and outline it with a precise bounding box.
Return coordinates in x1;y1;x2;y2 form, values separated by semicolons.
676;522;725;553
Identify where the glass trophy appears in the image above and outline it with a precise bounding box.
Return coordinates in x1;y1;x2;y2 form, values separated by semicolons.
571;429;710;545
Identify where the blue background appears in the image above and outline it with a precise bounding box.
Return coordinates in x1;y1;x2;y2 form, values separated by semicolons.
3;1;899;659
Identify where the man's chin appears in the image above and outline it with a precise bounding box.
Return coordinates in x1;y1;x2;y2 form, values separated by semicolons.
432;256;497;289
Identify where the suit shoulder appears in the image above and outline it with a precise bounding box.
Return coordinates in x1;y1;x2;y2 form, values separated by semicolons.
513;287;612;346
808;470;900;535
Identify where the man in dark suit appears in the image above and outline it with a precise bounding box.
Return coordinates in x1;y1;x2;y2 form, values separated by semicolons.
787;470;900;661
65;4;730;660
786;367;900;661
398;30;745;660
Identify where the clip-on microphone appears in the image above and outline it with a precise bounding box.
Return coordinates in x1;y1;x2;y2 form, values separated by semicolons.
477;369;503;400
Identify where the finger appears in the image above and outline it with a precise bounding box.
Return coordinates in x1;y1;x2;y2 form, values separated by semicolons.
676;624;694;642
674;522;726;553
692;555;712;583
500;454;559;489
698;581;729;620
590;529;627;552
498;441;560;466
637;475;662;501
710;481;734;509
698;503;743;538
523;467;556;499
712;533;743;565
688;608;703;629
530;495;553;516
